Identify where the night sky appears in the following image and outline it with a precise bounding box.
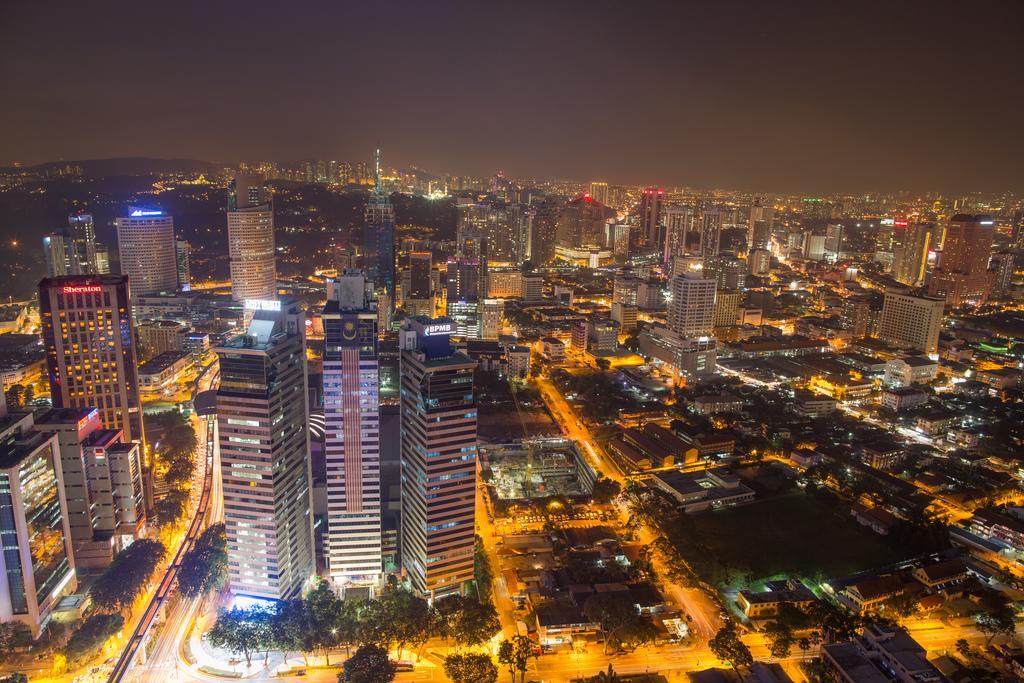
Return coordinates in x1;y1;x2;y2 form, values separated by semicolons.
2;1;1023;193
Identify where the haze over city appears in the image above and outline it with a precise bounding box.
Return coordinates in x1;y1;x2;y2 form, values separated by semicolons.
1;4;1024;683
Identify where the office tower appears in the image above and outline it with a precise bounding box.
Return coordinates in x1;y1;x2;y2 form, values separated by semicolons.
991;251;1015;297
663;205;695;265
478;298;503;339
842;295;876;338
95;244;110;274
522;274;544;302
36;408;146;568
699;207;723;259
891;222;932;286
749;198;773;251
588;181;609;205
215;300;314;600
668;273;716;337
639;187;664;249
555;194;614;249
67;212;98;274
228;174;277;303
530;198;561;264
705;255;747;291
824;223;845;258
115;207;178;297
364;149;396;298
176;239;191;292
0;410;77;638
877;290;944;355
322;273;382;587
38;274;145;451
928;214;994;307
748;249;772;276
586;319;619;354
714;289;741;328
43;232;68;277
803;234;827;261
511;204;534;264
43;213;100;278
405;252;434;317
611;302;638;331
399;317;478;599
613;272;641;306
1013;210;1024;250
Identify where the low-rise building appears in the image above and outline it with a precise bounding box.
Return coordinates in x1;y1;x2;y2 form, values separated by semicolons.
648;468;755;513
792;390;838;418
737;579;817;619
880;386;929;412
823;623;944;683
884;356;938;387
691;392;743;415
540;337;566;364
138;351;192;392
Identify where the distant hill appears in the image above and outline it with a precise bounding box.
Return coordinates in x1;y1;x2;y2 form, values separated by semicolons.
1;156;222;177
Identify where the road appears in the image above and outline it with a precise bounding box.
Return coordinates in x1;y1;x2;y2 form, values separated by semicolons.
105;366;221;683
532;375;724;642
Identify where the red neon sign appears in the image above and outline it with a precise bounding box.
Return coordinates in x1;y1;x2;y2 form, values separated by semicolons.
61;285;102;294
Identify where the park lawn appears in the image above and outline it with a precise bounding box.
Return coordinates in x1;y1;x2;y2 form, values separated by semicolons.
681;493;909;586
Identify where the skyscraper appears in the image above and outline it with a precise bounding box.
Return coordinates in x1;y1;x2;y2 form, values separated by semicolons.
588;181;609;205
215;300;314;600
227;175;277;302
640;187;664;249
43;213;101;278
877;290;944;355
176;239;191;292
928;214;994;307
115;207;178;297
699;207;723;259
322;273;382;587
891;222;931;287
663;205;695;265
364;149;396;300
749;198;773;252
399;317;478;598
668;273;716;337
405;252;434;317
0;410;77;638
38;275;145;451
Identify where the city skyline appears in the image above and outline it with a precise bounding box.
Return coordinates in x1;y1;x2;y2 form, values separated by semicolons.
3;2;1024;193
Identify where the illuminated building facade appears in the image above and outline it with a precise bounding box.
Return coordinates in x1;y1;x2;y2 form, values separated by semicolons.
322;273;382;587
115;207;178;297
227;175;277;302
215;301;315;600
928;214;994;307
399;317;478;598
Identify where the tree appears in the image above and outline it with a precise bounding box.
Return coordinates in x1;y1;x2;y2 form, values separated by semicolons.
178;523;227;598
207;607;268;667
955;637;974;662
588;664;620;683
497;636;532;683
65;613;124;662
0;674;28;683
763;620;794;659
4;385;24;408
591;477;621;505
434;595;500;649
976;604;1015;645
708;624;753;672
595;358;611;372
473;535;494;603
304;580;342;664
582;592;638;654
269;599;315;665
376;588;432;659
444;653;498;683
810;601;861;643
338;644;395;683
154;487;189;526
0;621;32;660
89;539;166;613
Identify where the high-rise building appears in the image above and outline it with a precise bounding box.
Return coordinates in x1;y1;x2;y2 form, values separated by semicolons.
115;207;178;297
714;289;741;328
640;188;664;249
399;317;477;598
38;275;145;466
0;410;77;638
36;408;146;568
749;198;773;251
663;205;695;265
555;195;614;249
228;175;277;302
748;249;772;276
364;149;396;299
322;273;382;587
990;251;1015;298
588;181;609;205
215;301;314;599
668;274;716;337
176;239;191;292
530;198;561;264
478;298;503;340
824;223;845;258
928;214;994;307
699;207;723;259
43;213;101;278
877;290;944;355
891;222;931;287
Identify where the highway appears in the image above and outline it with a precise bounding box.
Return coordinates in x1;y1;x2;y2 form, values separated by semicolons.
105;365;221;683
